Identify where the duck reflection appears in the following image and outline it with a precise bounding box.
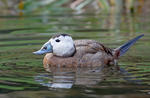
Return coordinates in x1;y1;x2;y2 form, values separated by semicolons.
35;66;118;89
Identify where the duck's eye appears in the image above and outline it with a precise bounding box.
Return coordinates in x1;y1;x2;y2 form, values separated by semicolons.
55;39;60;42
43;47;47;50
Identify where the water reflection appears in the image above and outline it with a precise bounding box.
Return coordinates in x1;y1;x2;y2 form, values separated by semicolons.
35;66;121;89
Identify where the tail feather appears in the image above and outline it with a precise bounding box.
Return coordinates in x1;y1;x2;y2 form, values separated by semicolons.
114;34;144;57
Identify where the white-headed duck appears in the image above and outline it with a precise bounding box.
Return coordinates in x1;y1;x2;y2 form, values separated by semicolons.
33;34;144;71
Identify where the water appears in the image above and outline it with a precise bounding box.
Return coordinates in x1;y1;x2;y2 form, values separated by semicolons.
0;12;150;98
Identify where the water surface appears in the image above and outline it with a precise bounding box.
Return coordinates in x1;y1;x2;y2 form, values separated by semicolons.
0;13;150;98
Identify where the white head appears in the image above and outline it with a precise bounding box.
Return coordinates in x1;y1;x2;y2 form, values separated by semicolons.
33;34;76;57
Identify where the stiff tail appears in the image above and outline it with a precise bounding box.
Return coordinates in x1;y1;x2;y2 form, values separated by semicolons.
114;34;144;58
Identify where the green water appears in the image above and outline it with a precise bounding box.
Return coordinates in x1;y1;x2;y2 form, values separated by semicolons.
0;13;150;98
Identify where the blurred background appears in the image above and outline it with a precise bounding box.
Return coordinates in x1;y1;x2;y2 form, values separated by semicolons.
0;0;149;33
0;0;149;15
0;0;150;98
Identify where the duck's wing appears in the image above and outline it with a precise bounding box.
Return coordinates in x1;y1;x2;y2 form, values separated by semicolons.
74;40;113;56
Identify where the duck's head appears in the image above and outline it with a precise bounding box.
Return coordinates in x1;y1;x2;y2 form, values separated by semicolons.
33;34;76;57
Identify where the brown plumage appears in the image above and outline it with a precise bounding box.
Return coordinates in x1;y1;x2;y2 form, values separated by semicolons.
43;40;115;70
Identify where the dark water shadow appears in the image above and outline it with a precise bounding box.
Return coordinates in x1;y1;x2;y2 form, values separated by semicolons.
74;29;111;32
0;43;42;47
0;28;41;34
120;68;142;84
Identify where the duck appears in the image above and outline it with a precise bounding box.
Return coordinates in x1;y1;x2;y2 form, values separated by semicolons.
33;33;144;71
